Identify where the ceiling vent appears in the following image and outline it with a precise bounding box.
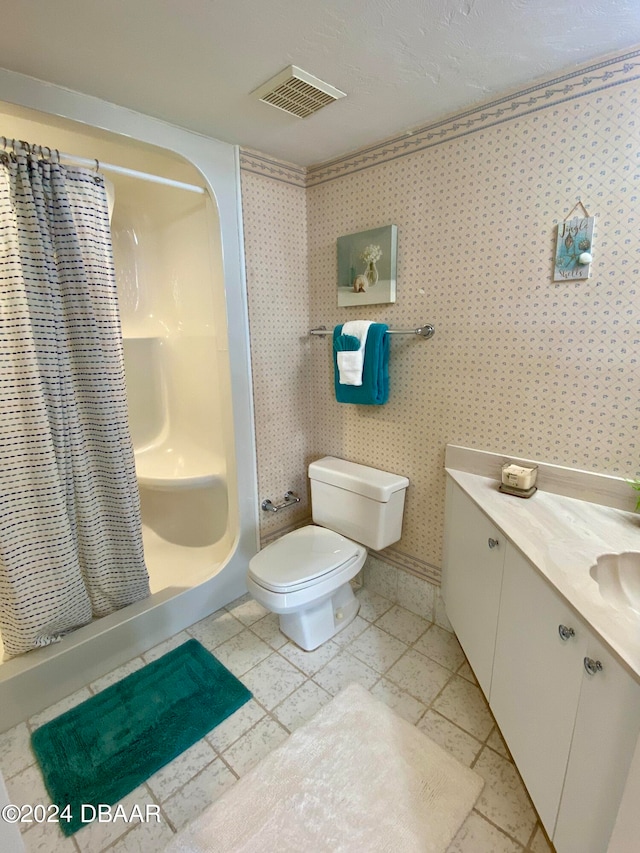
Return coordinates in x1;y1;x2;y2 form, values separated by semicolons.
252;65;346;118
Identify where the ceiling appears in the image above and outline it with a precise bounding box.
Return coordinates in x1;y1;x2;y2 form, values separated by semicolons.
2;1;640;167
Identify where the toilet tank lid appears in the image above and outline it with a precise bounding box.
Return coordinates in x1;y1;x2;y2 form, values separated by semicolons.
308;457;409;502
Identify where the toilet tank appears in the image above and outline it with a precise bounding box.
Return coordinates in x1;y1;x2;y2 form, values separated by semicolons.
308;457;409;551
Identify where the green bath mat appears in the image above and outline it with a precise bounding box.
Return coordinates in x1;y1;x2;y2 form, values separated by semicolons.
31;638;251;836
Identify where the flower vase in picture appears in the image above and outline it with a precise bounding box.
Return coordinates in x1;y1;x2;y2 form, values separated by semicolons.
361;244;381;287
365;260;378;286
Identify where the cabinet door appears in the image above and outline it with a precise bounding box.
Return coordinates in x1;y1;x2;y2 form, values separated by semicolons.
553;635;640;853
490;544;587;836
442;479;505;695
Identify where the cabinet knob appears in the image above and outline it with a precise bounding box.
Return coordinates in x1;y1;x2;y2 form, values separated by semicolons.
488;537;499;549
558;624;576;641
584;657;603;676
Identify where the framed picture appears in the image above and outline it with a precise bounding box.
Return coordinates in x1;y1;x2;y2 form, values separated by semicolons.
337;225;398;307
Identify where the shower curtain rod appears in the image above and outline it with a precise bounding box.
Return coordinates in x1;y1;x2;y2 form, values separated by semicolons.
2;139;206;194
59;153;206;194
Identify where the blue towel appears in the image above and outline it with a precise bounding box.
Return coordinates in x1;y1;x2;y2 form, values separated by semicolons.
333;323;389;405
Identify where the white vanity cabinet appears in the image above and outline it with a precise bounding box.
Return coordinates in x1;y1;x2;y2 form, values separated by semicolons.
442;473;640;853
553;633;640;853
442;478;505;696
490;543;587;836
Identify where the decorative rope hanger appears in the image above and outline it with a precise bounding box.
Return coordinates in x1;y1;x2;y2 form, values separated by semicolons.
566;200;590;218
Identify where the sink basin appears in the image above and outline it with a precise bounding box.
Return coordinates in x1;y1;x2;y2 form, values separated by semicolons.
590;552;640;615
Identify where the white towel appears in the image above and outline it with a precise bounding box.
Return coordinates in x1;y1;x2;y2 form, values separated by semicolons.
337;320;373;385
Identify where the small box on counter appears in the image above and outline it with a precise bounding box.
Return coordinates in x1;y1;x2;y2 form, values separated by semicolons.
500;463;538;498
501;463;538;490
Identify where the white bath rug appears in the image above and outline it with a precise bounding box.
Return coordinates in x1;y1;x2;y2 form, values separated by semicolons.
165;682;484;852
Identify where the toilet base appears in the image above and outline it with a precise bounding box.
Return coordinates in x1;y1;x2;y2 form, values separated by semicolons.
279;582;360;651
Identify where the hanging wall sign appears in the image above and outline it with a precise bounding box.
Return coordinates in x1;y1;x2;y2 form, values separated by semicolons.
553;202;595;282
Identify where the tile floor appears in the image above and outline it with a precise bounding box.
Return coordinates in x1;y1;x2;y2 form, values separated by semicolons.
0;587;555;853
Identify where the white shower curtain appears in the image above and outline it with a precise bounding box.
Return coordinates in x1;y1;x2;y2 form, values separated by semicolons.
0;148;150;657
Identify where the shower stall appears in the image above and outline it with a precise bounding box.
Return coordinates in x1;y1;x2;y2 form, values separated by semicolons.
0;71;258;731
113;173;233;588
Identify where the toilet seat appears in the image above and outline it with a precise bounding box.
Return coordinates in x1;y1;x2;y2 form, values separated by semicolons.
248;525;361;593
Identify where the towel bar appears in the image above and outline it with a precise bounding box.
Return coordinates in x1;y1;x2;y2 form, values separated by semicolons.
310;323;435;339
261;491;301;513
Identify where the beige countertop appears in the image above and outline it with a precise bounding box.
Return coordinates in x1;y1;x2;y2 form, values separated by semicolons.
445;453;640;681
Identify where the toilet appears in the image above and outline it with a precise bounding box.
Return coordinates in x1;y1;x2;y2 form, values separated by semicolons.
247;457;409;650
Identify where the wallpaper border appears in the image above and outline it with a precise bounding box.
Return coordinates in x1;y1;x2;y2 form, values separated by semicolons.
308;49;640;185
240;47;640;188
239;148;307;188
379;547;442;586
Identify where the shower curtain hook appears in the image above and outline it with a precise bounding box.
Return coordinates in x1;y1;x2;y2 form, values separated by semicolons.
95;158;100;172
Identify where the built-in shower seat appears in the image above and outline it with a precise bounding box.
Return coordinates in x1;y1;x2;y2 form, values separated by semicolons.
134;439;225;490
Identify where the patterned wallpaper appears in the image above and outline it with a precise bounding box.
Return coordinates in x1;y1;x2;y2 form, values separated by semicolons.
239;163;313;543
240;48;640;583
